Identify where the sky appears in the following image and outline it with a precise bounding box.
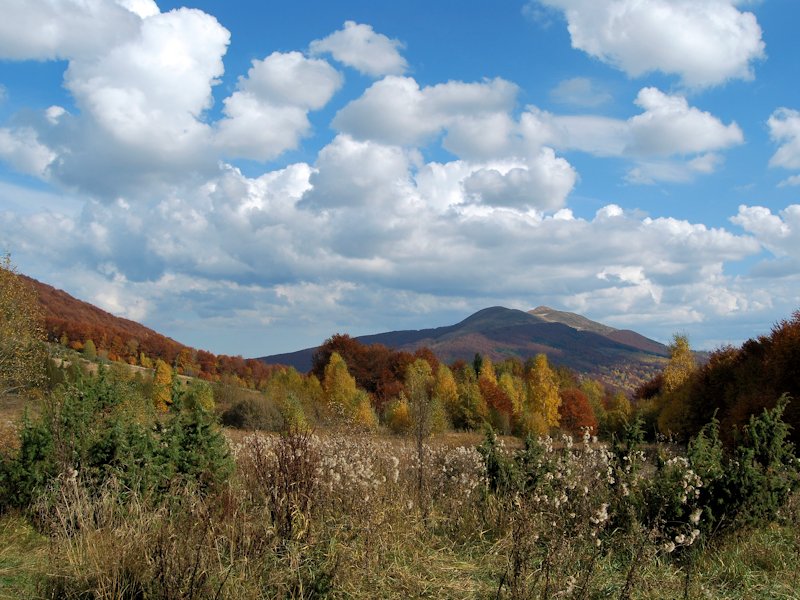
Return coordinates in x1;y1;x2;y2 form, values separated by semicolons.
1;0;799;358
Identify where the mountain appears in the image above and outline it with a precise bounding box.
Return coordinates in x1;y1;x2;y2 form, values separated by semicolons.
258;306;670;390
23;274;279;386
24;274;186;359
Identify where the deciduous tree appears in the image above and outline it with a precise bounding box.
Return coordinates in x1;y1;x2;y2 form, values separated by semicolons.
153;359;173;412
0;254;45;396
559;388;598;436
662;334;696;393
526;354;561;429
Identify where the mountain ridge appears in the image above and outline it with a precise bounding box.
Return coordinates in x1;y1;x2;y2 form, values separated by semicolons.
258;306;670;390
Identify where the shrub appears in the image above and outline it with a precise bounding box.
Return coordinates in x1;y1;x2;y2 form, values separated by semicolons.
0;369;232;511
686;396;799;534
221;395;284;431
385;397;412;434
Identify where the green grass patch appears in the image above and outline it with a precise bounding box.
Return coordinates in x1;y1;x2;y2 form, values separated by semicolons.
0;514;48;599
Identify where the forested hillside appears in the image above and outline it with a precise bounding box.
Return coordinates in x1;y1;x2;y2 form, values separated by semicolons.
24;274;281;388
260;306;670;391
637;312;800;443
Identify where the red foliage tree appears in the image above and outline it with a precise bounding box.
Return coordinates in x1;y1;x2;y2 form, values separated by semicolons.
559;388;598;436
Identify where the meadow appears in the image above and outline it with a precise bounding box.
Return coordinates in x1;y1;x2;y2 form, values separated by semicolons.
1;364;798;599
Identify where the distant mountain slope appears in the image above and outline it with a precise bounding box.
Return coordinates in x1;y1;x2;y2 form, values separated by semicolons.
24;274;185;357
23;274;279;386
528;306;617;336
258;306;670;390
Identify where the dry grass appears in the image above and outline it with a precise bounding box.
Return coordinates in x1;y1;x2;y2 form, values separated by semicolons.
1;427;799;599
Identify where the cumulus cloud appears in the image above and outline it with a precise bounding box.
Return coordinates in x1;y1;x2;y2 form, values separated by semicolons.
626;88;743;156
626;153;724;185
768;108;800;184
462;149;577;211
0;0;144;60
0;127;56;177
0;3;789;356
215;52;342;161
536;0;765;87
519;88;742;182
0;5;232;198
333;76;517;150
64;8;228;151
0;152;765;314
0;6;352;197
528;88;743;158
731;204;800;259
336;76;740;184
310;21;408;76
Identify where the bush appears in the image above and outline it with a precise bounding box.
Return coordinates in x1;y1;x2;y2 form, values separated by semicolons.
0;369;233;511
221;395;284;431
687;395;799;534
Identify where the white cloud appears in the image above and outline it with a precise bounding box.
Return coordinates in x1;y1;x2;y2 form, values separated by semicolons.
0;4;234;198
529;88;743;158
1;151;763;301
462;149;577;211
0;4;790;356
626;88;743;156
235;51;342;111
549;77;612;107
778;175;800;188
626;153;724;185
0;0;144;60
536;0;765;87
731;204;800;259
64;8;228;149
520;88;742;182
337;78;739;184
333;76;517;151
116;0;159;19
0;127;56;177
768;108;800;170
310;21;408;77
215;52;342;161
300;134;418;211
5;140;790;354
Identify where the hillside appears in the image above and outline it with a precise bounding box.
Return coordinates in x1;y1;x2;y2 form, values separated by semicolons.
25;275;185;360
23;275;279;387
259;306;670;390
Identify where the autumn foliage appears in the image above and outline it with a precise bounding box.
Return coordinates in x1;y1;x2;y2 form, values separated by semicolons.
639;311;800;445
559;388;598;436
25;274;282;389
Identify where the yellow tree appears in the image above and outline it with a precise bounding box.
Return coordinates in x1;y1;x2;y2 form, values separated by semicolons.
323;351;357;417
406;358;438;440
0;254;45;396
83;339;97;360
662;334;696;393
580;378;607;429
350;389;378;429
405;358;443;514
152;359;173;412
605;391;632;437
656;334;697;437
454;366;489;430
478;355;497;385
432;364;458;422
498;371;524;416
526;354;561;430
323;352;375;428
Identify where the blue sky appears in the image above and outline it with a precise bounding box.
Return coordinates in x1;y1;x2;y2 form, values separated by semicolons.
1;0;799;357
